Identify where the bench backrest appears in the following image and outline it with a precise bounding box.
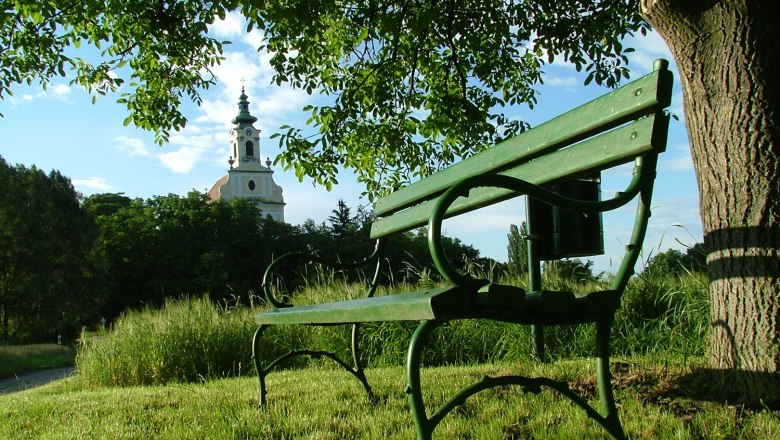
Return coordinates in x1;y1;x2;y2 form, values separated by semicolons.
370;59;673;240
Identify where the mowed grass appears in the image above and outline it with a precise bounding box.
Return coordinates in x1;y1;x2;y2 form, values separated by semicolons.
3;273;777;438
1;358;778;439
0;343;76;378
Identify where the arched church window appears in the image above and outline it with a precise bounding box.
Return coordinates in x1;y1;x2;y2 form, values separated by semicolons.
245;141;254;156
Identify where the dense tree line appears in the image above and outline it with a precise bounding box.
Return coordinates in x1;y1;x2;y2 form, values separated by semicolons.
89;193;482;323
0;157;106;343
642;244;707;278
1;158;480;343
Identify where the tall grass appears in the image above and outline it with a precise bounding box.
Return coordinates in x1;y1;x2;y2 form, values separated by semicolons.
616;272;709;359
76;271;710;387
77;297;261;386
526;271;710;362
293;269;710;368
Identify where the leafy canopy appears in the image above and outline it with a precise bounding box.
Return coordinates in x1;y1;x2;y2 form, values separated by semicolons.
1;0;647;198
1;0;230;142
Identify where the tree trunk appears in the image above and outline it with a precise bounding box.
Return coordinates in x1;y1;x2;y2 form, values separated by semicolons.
642;0;780;401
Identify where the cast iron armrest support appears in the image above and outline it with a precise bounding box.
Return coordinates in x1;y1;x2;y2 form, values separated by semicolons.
426;157;652;288
261;239;386;309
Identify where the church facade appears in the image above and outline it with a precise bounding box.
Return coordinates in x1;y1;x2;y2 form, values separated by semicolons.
208;88;285;222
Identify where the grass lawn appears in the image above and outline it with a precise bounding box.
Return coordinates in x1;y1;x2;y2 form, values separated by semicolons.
1;357;777;439
0;344;76;379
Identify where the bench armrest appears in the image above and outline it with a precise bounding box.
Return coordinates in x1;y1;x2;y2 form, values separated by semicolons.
262;240;386;309
427;157;654;288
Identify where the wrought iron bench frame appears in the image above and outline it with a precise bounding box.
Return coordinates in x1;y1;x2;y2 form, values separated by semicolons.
252;59;673;440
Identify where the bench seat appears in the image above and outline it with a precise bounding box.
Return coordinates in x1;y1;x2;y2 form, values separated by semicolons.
255;285;620;326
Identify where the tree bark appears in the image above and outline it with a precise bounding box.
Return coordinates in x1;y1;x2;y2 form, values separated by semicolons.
642;0;780;401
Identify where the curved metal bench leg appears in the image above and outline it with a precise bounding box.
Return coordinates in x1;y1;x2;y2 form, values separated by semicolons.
252;325;269;408
254;323;376;408
596;317;626;440
351;323;377;403
406;320;443;440
531;324;546;362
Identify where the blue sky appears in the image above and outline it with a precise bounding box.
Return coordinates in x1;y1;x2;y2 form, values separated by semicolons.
0;14;702;275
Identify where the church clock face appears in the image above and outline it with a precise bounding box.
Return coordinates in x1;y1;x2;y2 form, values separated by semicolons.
245;128;252;136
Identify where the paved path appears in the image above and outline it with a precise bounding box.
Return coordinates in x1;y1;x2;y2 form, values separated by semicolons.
0;367;76;395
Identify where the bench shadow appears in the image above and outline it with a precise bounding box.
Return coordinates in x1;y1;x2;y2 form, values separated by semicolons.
648;368;780;411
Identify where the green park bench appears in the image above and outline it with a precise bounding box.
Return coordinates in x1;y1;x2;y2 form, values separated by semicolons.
252;59;674;440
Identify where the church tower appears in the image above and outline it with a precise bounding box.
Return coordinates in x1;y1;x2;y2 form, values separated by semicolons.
208;88;285;222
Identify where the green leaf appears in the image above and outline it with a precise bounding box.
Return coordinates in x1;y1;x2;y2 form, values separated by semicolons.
584;72;595;86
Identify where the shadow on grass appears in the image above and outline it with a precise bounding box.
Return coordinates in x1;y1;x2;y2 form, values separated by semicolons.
649;368;780;410
567;361;779;426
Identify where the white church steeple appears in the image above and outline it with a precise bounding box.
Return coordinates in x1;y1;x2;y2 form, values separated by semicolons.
230;87;261;169
208;87;286;222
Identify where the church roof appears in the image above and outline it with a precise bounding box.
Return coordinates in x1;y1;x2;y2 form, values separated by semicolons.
231;87;258;126
207;175;228;203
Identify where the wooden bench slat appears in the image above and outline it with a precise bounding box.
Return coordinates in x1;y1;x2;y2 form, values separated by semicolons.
370;114;667;239
373;68;673;217
255;285;622;327
255;286;473;325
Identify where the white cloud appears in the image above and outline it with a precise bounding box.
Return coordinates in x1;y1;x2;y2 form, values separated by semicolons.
208;12;265;51
196;50;275;129
51;83;72;98
243;30;265;48
12;83;74;105
72;177;116;192
114;136;151;157
649;196;701;233
545;75;579;89
189;44;314;168
209;11;245;39
663;154;694;172
214;51;268;97
32;83;74;102
177;43;313;174
283;184;355;225
537;29;675;77
624;31;673;75
661;143;694;171
206;130;234;167
442;201;523;236
254;87;311;127
168;132;214;148
196;98;235;128
157;146;204;174
632;30;671;57
159;124;232;172
178;124;203;135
